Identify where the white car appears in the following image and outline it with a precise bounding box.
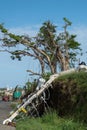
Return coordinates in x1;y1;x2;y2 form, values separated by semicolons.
78;62;87;71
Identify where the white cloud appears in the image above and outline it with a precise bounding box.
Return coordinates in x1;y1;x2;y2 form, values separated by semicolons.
71;25;87;49
9;24;41;36
70;25;87;62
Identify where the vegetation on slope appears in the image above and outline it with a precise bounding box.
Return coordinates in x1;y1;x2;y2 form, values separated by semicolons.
16;71;87;130
16;111;87;130
50;71;87;122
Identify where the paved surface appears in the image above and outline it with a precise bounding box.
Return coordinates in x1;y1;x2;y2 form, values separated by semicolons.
0;99;16;130
0;124;15;130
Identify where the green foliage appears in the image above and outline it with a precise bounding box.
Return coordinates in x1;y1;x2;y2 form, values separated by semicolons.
10;54;21;61
0;23;8;33
57;71;87;89
42;72;52;81
16;111;87;130
25;79;37;93
63;17;72;26
53;71;87;122
15;72;87;130
10;102;18;109
9;33;21;42
39;20;56;48
68;35;81;49
0;18;82;73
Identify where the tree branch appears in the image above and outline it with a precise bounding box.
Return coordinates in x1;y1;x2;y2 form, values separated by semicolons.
26;69;41;76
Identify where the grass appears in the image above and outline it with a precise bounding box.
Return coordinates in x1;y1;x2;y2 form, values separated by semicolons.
15;71;87;130
16;111;87;130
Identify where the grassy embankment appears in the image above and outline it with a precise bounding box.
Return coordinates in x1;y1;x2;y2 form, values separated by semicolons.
16;71;87;130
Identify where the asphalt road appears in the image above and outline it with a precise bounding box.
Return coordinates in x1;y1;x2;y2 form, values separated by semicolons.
0;98;16;130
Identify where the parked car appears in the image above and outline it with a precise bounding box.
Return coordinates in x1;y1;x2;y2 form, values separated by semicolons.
2;95;9;101
78;61;87;71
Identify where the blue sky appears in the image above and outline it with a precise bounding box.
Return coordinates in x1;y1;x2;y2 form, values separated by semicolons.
0;0;87;88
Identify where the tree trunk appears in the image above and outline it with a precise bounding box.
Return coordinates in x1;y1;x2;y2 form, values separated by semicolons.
61;57;69;71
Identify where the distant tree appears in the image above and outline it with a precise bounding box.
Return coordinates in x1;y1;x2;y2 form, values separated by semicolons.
0;18;82;75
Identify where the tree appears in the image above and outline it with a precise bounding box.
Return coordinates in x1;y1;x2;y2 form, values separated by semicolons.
0;18;81;75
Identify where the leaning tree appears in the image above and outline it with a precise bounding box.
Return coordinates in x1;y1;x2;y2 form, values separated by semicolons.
0;18;82;75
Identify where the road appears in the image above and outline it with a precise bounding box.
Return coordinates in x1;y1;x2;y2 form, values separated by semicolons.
0;98;16;130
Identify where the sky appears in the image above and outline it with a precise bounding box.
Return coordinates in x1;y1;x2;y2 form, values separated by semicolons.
0;0;87;88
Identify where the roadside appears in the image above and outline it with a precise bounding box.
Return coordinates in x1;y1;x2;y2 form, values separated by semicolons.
0;97;16;130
